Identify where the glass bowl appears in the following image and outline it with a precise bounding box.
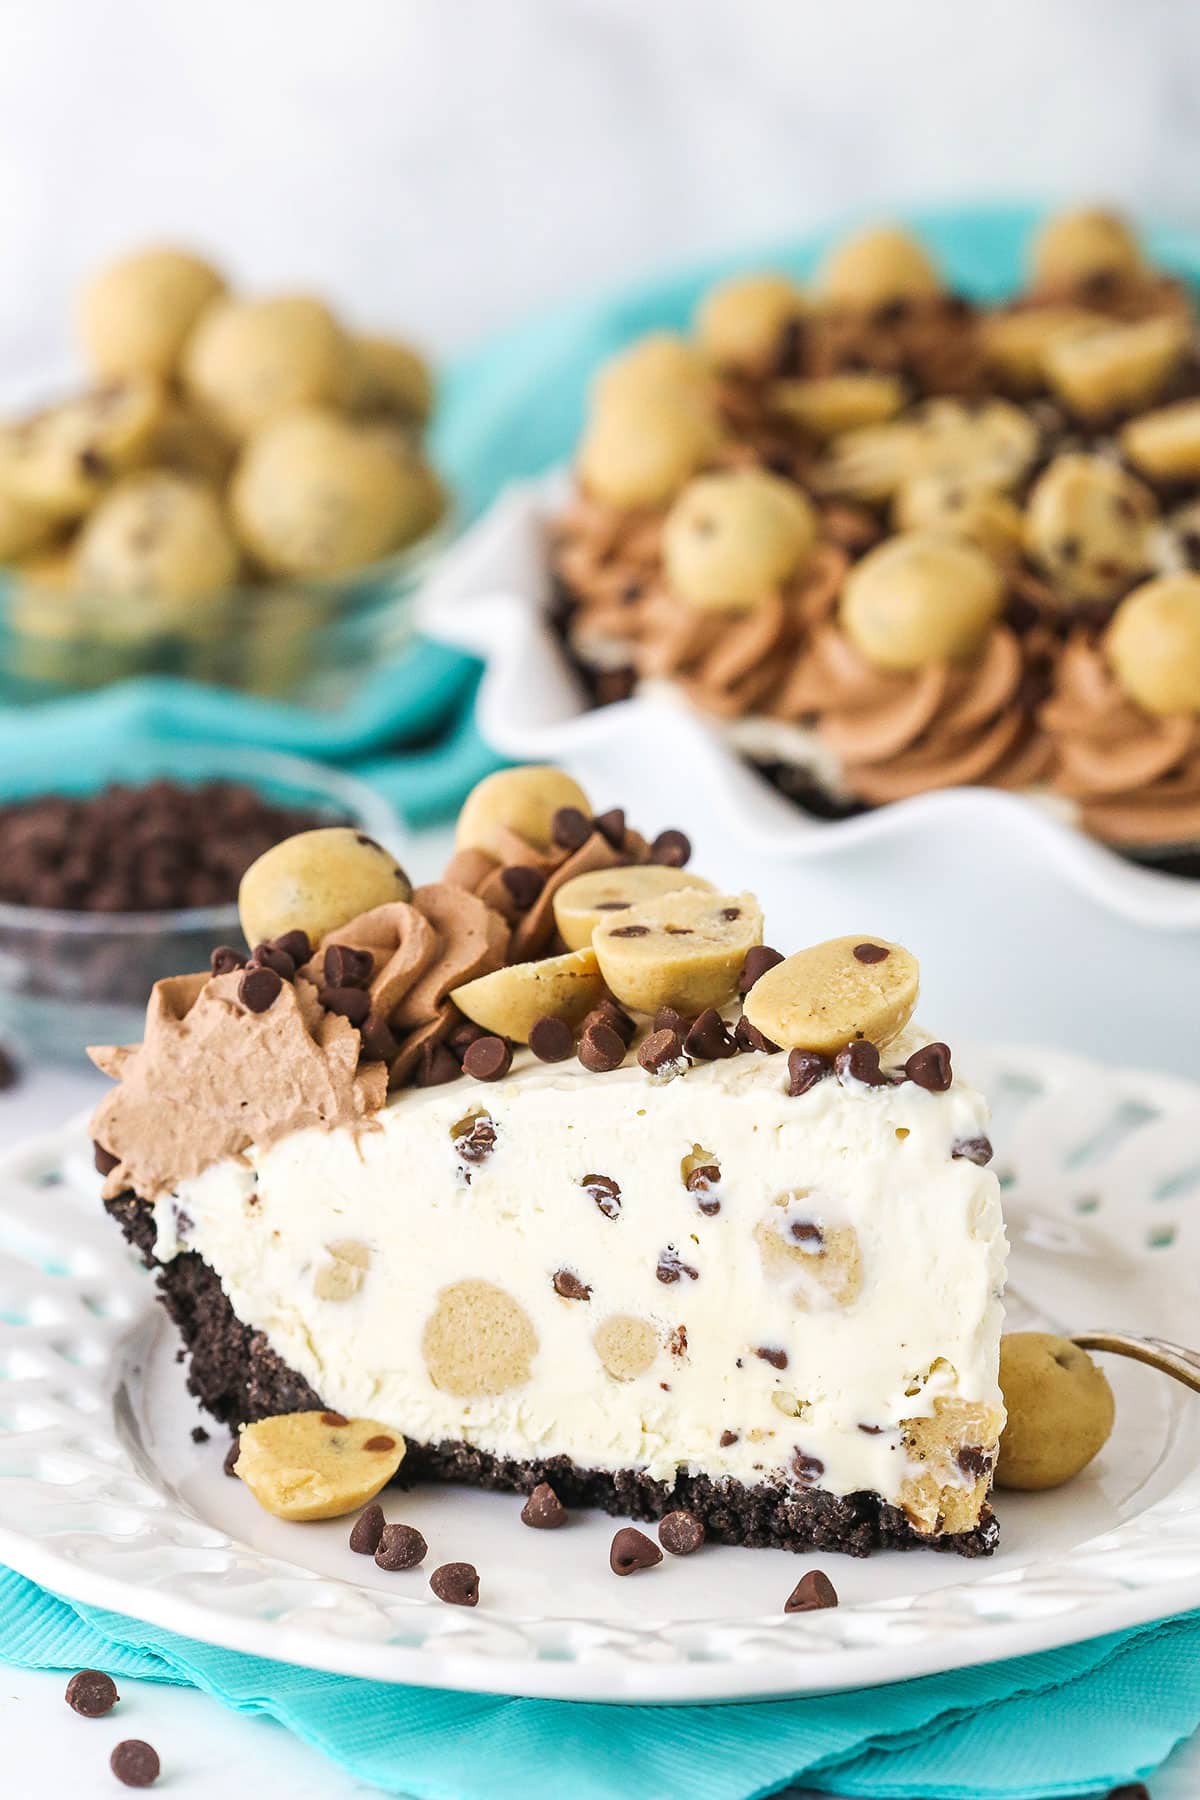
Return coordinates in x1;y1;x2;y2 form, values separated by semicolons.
0;742;404;1062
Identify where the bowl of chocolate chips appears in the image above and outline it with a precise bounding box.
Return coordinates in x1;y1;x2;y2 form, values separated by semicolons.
0;742;401;1058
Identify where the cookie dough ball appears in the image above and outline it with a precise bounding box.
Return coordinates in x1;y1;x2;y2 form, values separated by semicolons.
348;333;434;426
78;246;226;381
150;399;236;487
1043;316;1188;420
911;397;1040;493
592;333;709;409
231;408;420;577
663;469;816;611
75;471;240;600
1106;573;1200;716
239;825;412;946
1122;398;1200;482
183;295;351;440
695;272;808;376
841;531;1004;671
578;389;720;509
0;378;165;520
995;1332;1115;1491
1030;208;1143;292
816;224;943;309
894;475;1023;563
360;424;446;547
1025;454;1155;604
0;482;56;562
456;765;591;856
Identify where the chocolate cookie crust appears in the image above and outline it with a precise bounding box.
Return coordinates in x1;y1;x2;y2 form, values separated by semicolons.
108;1192;997;1559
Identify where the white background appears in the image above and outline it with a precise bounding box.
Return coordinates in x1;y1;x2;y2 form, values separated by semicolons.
4;1;1200;1793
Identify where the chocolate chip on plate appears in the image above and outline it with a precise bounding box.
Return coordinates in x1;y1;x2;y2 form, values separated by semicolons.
658;1510;705;1557
738;945;784;994
376;1523;428;1571
529;1014;574;1062
610;1526;662;1575
784;1569;839;1613
521;1482;567;1529
905;1041;952;1091
429;1560;479;1605
649;828;691;868
349;1502;386;1555
463;1034;513;1082
110;1739;160;1787
787;1048;832;1096
578;1021;626;1072
64;1669;119;1717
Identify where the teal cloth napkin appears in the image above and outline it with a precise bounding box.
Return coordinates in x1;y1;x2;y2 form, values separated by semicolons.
0;1566;1193;1798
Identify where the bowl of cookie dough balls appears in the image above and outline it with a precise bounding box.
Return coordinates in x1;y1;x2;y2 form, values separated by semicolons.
0;246;449;704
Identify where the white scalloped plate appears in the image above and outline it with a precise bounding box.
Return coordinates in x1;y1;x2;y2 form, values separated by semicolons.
416;469;1200;936
0;1046;1199;1703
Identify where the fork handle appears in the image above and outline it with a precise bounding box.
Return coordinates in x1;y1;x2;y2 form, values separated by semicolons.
1073;1330;1200;1395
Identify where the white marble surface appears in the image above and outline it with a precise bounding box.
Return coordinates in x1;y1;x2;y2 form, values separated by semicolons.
3;0;1200;371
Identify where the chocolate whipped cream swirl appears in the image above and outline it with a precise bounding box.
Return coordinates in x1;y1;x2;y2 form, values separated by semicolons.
782;625;1053;805
1042;635;1200;846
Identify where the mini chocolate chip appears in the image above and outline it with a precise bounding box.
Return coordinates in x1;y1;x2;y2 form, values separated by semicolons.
224;1438;241;1477
448;1018;488;1056
376;1523;428;1571
350;1502;386;1554
553;1268;592;1300
501;864;545;910
858;1423;884;1435
238;965;281;1013
638;1027;683;1073
321;1410;349;1426
654;1005;694;1038
521;1482;566;1529
739;945;784;993
578;1020;626;1072
787;1048;833;1096
251;941;297;979
463;1034;513;1082
719;1429;739;1447
784;1569;838;1613
957;1444;992;1481
585;997;635;1044
1056;534;1081;563
793;1450;824;1485
360;1012;401;1063
65;1669;119;1717
591;807;626;848
1105;1786;1151;1800
93;1142;119;1175
610;1526;662;1575
529;1014;574;1061
455;1115;497;1164
734;1015;779;1054
272;929;312;966
953;1135;994;1165
552;805;592;850
650;828;691;867
322;984;372;1025
906;1041;952;1091
210;944;248;977
595;900;631;911
790;1220;824;1247
364;1434;397;1451
720;906;741;921
110;1739;160;1787
429;1560;479;1605
658;1510;705;1556
191;1425;209;1443
416;1041;462;1087
686;1164;721;1197
684;1007;735;1061
853;942;889;963
608;923;649;937
835;1040;887;1086
324;943;374;989
583;1172;621;1217
657;1246;699;1283
755;1345;788;1370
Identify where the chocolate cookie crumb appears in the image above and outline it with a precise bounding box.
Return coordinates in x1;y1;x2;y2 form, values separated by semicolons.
349;1502;385;1555
658;1510;705;1556
719;1429;739;1447
610;1526;662;1575
376;1523;428;1571
429;1560;478;1605
784;1569;839;1612
110;1739;160;1787
64;1669;118;1717
190;1425;209;1444
521;1482;567;1529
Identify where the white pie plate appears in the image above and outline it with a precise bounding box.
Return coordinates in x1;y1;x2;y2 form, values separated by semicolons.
0;1045;1198;1704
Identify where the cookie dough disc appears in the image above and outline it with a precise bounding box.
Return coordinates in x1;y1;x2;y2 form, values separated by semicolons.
78;246;226;380
183;296;352;441
231;408;420;577
75;471;240;600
